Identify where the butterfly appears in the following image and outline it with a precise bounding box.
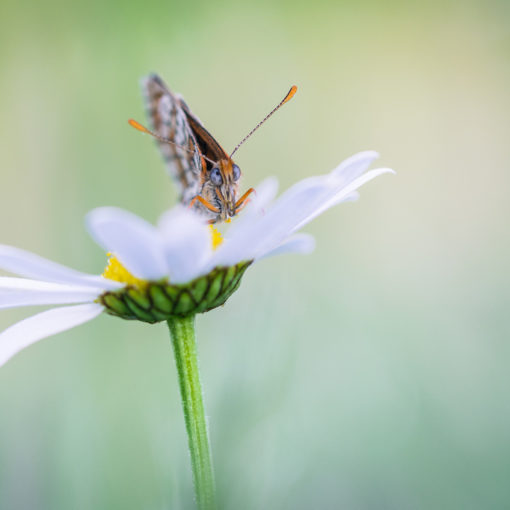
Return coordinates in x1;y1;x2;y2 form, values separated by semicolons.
129;73;297;223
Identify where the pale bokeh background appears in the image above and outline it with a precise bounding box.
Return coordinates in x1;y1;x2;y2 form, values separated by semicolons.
1;0;509;508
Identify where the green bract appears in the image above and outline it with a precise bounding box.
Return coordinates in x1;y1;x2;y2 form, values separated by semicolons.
98;262;251;322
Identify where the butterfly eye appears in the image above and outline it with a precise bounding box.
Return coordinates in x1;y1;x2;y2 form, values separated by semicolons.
210;167;223;186
232;164;241;181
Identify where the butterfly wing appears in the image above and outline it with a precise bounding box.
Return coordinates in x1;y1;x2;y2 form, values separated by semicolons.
178;99;230;166
141;74;203;203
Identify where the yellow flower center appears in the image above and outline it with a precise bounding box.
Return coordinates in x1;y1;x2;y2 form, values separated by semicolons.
102;253;148;288
209;224;223;250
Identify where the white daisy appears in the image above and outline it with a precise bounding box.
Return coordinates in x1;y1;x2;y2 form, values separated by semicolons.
0;151;393;366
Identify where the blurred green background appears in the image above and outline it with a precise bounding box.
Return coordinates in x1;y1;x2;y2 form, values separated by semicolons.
1;0;509;508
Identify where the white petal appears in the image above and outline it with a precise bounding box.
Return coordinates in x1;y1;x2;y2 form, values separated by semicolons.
331;150;380;181
212;178;327;265
213;157;394;265
0;277;101;309
342;191;360;202
157;207;212;283
257;154;385;241
0;276;100;291
248;177;279;211
0;303;103;367
0;245;120;290
86;207;168;281
258;152;382;238
291;167;395;232
226;177;279;236
257;233;316;260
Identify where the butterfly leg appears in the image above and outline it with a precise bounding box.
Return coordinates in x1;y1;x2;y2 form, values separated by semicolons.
189;195;220;213
234;188;256;213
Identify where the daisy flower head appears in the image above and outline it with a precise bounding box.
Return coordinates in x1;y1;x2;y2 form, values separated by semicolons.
0;151;393;366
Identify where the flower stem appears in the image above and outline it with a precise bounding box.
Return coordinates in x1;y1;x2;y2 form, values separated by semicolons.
167;315;216;510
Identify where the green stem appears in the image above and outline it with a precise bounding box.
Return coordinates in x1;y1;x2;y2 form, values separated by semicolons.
167;315;216;510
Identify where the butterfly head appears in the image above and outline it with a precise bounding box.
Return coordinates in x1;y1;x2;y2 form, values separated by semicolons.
207;159;241;220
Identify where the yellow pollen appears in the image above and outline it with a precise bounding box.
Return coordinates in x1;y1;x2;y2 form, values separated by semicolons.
209;225;223;250
102;253;148;288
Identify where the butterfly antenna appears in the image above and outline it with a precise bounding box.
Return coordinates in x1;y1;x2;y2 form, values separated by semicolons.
230;85;297;158
128;119;217;166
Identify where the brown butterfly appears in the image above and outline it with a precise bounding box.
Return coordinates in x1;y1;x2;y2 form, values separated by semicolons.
129;74;297;223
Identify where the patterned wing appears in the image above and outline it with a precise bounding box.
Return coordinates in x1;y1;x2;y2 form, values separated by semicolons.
141;74;203;203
